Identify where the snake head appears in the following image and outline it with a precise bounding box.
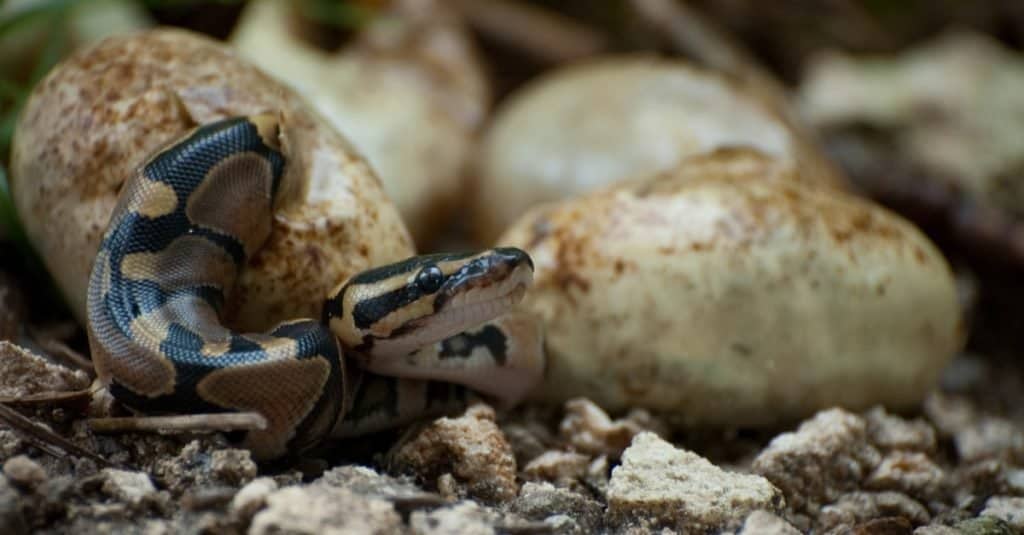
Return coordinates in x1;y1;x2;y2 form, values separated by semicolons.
324;247;534;357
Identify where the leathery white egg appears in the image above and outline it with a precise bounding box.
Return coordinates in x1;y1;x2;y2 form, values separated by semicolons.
10;28;414;332
471;55;845;245
499;148;964;426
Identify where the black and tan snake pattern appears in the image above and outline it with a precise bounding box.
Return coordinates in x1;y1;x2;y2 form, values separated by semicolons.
86;115;541;460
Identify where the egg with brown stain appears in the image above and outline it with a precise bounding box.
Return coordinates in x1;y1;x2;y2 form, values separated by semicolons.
10;28;414;332
499;148;963;426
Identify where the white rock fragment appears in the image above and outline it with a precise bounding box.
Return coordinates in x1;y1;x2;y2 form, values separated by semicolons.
982;496;1024;531
410;501;499;535
228;477;278;520
100;469;157;508
738;510;801;535
607;432;783;533
249;486;402;535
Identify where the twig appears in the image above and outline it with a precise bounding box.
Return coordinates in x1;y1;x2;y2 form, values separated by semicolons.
89;412;268;434
447;0;606;63
0;401;112;467
0;388;92;405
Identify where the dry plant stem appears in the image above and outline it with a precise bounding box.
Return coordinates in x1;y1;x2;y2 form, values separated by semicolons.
0;401;112;467
89;412;268;434
629;0;798;121
30;331;96;377
447;0;606;62
630;0;843;177
0;389;92;405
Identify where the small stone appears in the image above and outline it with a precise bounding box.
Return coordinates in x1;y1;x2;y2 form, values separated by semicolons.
865;407;937;453
512;482;603;533
953;516;1015;535
0;430;24;459
3;455;47;489
1005;469;1024;494
317;465;425;498
913;526;960;535
390;403;518;503
981;496;1024;531
410;501;499;535
522;451;590;484
0;341;90;397
606;432;783;532
737;510;801;535
923;393;976;437
209;449;257;486
865;451;947;501
559;398;666;459
0;475;27;535
100;468;158;508
819;492;930;531
502;422;552;466
955;418;1024;464
249;485;403;534
852;516;913;534
752;408;882;514
229;477;278;520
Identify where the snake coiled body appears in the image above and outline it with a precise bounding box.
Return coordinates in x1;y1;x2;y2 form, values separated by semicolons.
87;115;540;460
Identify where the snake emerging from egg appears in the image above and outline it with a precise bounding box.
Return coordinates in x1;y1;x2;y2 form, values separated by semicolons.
85;114;543;460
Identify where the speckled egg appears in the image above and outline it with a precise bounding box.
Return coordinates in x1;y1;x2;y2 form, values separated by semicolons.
231;0;488;249
471;55;845;245
10;28;414;332
500;148;963;426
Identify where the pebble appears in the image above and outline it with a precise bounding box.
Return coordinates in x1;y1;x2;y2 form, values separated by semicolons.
737;510;802;535
522;451;591;484
818;491;930;530
99;469;158;509
2;455;47;489
865;451;947;502
249;486;402;535
752;408;882;514
389;403;518;503
409;501;499;535
228;477;278;520
606;432;783;532
865;407;938;453
981;496;1024;531
512;481;604;533
0;341;90;398
558;398;666;459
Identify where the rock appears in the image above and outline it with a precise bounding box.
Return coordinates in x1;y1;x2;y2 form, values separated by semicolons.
606;432;783;532
99;469;158;509
0;475;27;535
501;150;961;425
851;517;914;534
913;526;960;535
317;465;428;499
249;485;403;535
865;407;938;453
955;418;1024;464
512;481;604;533
558;398;666;458
865;452;947;501
738;510;801;535
953;516;1016;535
229;477;278;520
390;404;518;503
2;455;47;489
0;341;90;397
819;492;931;531
208;449;257;487
409;501;500;535
752;409;882;514
981;496;1024;531
522;451;591;484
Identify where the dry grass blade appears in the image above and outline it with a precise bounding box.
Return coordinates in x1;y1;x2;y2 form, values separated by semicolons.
0;401;112;467
448;0;606;63
0;388;92;405
89;412;268;434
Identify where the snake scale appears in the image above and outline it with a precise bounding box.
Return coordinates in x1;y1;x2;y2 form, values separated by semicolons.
86;114;542;460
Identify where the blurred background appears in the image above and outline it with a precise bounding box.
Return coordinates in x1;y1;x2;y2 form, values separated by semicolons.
1;0;1022;406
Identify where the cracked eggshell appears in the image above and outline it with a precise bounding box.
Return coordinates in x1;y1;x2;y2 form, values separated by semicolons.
500;148;963;426
231;0;489;248
472;55;845;244
10;28;414;331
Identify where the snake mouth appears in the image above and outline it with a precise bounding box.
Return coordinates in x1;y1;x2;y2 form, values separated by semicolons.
368;248;534;358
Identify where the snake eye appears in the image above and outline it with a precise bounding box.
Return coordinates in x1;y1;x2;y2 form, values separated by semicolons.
415;265;444;293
